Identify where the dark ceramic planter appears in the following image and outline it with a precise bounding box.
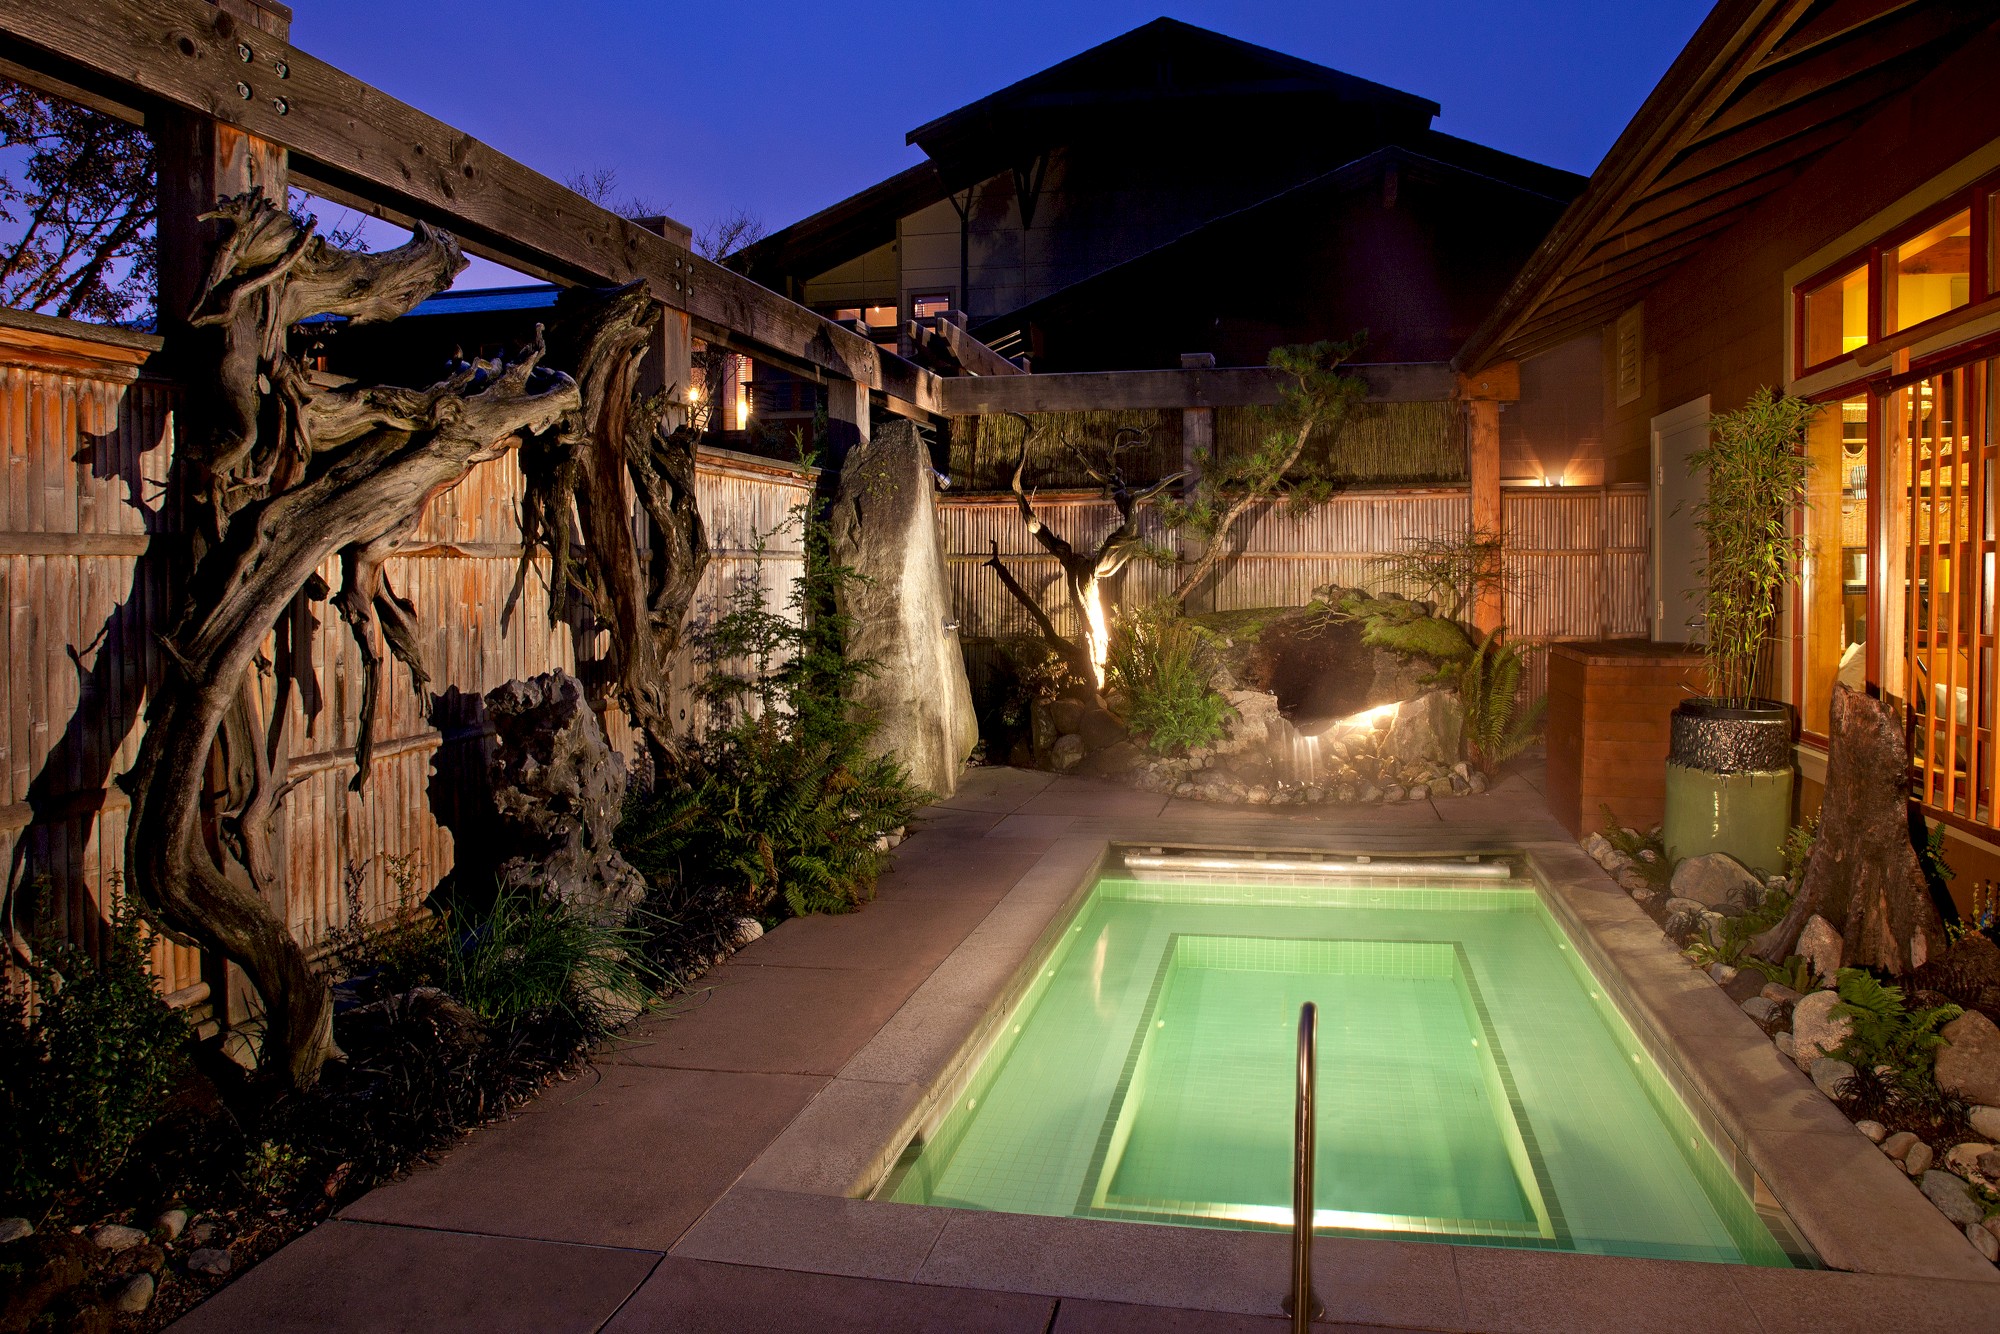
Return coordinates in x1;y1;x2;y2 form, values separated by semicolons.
1662;698;1795;875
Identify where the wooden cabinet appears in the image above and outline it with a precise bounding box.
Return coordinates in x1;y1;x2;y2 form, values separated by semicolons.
1545;641;1707;838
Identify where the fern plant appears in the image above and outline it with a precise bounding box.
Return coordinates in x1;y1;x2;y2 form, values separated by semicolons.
1832;967;1962;1084
1742;953;1817;992
1106;612;1235;753
1459;630;1546;776
620;511;928;922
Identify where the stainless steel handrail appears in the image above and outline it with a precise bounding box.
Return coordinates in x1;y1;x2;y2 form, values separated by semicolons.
1285;1001;1323;1331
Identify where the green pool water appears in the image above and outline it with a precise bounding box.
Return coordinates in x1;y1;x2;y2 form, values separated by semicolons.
881;874;1802;1266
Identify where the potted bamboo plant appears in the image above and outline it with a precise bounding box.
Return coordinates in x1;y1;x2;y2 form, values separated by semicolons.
1662;388;1819;873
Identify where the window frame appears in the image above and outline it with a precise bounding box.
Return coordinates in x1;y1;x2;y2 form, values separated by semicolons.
1792;171;2000;379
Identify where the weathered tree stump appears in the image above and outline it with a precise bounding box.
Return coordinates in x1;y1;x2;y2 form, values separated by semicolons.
1753;684;1945;976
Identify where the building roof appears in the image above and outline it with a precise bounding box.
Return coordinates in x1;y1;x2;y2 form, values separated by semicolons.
905;17;1438;188
742;17;1443;286
1458;0;2000;371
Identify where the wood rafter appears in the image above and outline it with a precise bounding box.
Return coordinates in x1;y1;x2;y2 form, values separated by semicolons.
0;0;942;410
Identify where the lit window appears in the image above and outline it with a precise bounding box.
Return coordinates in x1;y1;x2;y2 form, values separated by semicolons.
1885;210;1971;334
1803;395;1869;735
1801;265;1867;368
912;292;952;320
863;305;897;329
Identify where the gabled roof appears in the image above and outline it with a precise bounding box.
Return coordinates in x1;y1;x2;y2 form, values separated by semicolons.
907;17;1437;188
1459;0;2000;370
735;162;945;289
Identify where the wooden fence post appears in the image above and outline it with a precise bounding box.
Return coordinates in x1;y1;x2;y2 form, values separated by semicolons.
1458;361;1519;636
149;0;292;1039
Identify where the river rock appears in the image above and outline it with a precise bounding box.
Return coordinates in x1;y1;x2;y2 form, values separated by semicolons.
1979;1149;2000;1179
186;1247;232;1276
1469;772;1487;794
1671;853;1762;913
829;419;977;795
0;1217;31;1244
1051;733;1085;771
1971;1106;2000;1141
1761;982;1802;1006
477;671;648;921
1854;1120;1887;1143
1938;1011;2000;1107
1945;1142;1994;1178
732;918;764;947
1790;990;1852;1068
152;1209;187;1243
1809;1057;1856;1098
1922;1170;1986;1226
1905;1141;1935;1176
1740;996;1779;1026
1883;1131;1919;1160
91;1225;146;1253
1798;914;1844;983
104;1270;154;1314
1617;868;1650;892
1709;963;1739;986
1968;1223;2000;1263
1581;832;1613;863
1773;1031;1796;1060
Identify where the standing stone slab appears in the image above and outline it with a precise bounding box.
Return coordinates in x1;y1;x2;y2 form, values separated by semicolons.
829;419;977;797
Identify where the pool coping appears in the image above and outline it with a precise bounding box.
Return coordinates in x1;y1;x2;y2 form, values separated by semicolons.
672;829;2000;1327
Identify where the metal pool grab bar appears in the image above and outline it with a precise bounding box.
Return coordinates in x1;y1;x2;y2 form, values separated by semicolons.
1286;1001;1323;1331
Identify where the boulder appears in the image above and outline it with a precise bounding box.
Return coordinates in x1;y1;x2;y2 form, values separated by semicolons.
1075;739;1146;779
829;420;978;796
152;1210;187;1243
1882;1131;1919;1160
1380;690;1463;773
1212;689;1280;757
0;1217;31;1244
1797;915;1843;983
1921;1171;1986;1227
1855;1120;1887;1143
1938;1012;2000;1108
1905;1141;1935;1176
1740;996;1779;1026
1968;1223;2000;1263
1076;707;1128;754
1051;734;1085;772
1971;1106;2000;1141
1790;990;1852;1069
1670;854;1762;914
480;672;648;921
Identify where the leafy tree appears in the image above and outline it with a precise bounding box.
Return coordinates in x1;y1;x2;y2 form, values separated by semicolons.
1160;337;1367;605
0;78;156;324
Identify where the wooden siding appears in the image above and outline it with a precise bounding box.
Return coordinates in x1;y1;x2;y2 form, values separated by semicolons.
0;327;813;992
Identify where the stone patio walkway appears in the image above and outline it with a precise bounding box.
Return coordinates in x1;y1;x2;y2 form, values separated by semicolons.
167;764;1993;1332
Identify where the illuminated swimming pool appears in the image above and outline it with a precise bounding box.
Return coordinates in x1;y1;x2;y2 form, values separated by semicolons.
879;860;1804;1266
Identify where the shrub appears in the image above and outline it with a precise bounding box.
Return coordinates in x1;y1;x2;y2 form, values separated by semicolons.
621;514;928;921
1458;630;1545;775
1107;613;1234;753
442;879;660;1031
0;887;191;1210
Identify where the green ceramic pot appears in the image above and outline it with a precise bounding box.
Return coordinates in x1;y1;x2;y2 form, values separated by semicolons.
1660;698;1794;875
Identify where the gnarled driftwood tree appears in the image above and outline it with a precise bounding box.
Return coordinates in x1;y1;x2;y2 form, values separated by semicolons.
128;189;586;1086
984;423;1181;698
511;284;709;776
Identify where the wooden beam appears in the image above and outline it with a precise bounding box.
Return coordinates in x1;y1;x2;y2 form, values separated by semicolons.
1468;399;1502;634
932;362;1456;416
0;0;941;404
1753;0;1922;70
1456;361;1519;402
935;314;1026;377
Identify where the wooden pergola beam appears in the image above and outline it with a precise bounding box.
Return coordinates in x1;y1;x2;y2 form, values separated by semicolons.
0;0;942;411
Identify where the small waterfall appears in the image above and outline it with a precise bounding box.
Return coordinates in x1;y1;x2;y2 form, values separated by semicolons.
1292;732;1321;785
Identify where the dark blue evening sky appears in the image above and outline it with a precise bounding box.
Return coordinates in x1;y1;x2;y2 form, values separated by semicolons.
294;1;1714;283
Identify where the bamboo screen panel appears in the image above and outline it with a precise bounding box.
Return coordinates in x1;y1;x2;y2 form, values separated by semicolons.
944;483;1649;705
0;324;813;992
1898;358;1997;825
1214;400;1467;485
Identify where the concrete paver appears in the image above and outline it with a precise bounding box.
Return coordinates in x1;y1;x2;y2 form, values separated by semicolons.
339;1066;825;1250
169;1220;658;1334
601;1257;1056;1334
